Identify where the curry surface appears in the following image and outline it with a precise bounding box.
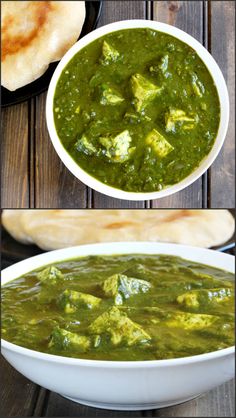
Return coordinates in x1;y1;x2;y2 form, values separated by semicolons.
2;254;234;361
54;28;220;192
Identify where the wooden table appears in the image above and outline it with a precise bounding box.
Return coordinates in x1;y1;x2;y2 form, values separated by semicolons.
1;243;235;417
1;1;235;209
1;354;235;417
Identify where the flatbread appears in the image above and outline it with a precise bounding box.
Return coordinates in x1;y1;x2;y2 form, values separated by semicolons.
1;1;85;91
2;210;234;250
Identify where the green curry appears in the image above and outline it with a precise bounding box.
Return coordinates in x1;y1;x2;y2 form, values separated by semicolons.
53;28;220;192
2;254;234;361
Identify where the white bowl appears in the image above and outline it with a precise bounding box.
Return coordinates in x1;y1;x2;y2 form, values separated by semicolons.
46;20;229;201
1;242;235;411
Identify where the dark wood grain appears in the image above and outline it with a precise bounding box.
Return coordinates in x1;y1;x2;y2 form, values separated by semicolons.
152;380;235;417
1;352;234;418
43;392;143;417
32;388;48;417
209;1;235;208
34;93;87;208
1;103;29;208
0;356;39;417
152;1;203;208
29;98;36;208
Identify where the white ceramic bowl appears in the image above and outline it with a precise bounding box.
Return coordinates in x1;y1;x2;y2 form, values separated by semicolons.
1;242;235;411
46;20;229;201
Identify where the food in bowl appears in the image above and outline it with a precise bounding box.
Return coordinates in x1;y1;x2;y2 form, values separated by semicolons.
1;243;235;410
2;254;234;361
53;28;220;193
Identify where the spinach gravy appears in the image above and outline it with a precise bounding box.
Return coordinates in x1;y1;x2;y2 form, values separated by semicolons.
53;28;220;192
2;254;234;361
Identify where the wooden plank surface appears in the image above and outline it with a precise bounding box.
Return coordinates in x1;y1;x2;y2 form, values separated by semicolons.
1;353;234;417
43;392;143;417
1;102;29;208
34;92;87;209
209;1;235;208
152;1;203;208
0;356;39;417
153;380;235;417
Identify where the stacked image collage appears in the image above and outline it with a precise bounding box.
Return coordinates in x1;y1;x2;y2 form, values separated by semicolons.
1;1;235;417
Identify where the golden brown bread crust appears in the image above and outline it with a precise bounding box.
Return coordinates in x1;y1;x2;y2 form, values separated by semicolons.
2;210;234;251
2;2;53;60
1;1;85;90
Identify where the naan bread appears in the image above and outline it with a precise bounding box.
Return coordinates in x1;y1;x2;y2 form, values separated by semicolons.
1;1;85;91
2;210;234;250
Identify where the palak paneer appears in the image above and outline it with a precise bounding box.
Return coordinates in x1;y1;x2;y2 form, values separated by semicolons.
53;28;220;192
2;254;234;361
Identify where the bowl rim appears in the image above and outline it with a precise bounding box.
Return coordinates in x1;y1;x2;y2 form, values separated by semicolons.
2;241;235;367
46;19;229;201
2;339;234;368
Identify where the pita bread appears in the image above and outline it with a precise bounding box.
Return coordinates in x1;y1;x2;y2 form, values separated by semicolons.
2;210;234;251
1;1;85;91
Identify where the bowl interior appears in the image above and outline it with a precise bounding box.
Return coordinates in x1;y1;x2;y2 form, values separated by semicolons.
2;241;235;366
46;20;229;200
2;241;235;285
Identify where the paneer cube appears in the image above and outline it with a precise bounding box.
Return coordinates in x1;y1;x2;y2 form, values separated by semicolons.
59;289;101;313
165;107;197;132
75;134;97;156
100;84;124;105
49;327;90;351
102;273;151;305
145;129;174;158
102;40;120;63
131;73;162;112
177;288;233;309
99;130;134;163
89;306;151;346
166;311;218;330
191;72;205;97
37;266;63;285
